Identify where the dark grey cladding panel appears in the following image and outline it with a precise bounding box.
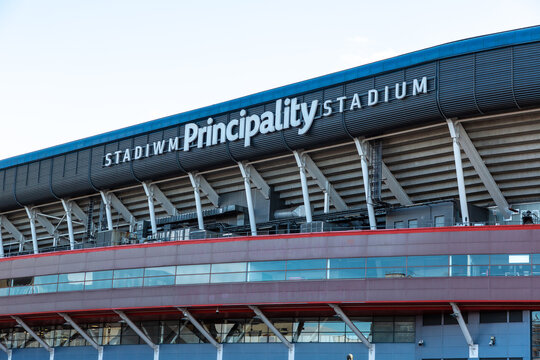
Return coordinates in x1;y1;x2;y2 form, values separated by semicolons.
514;42;540;107
90;139;138;190
476;47;515;113
342;78;373;136
179;114;235;171
0;169;18;211
438;54;479;117
404;63;443;122
14;159;56;206
51;149;94;198
228;105;289;162
132;127;184;181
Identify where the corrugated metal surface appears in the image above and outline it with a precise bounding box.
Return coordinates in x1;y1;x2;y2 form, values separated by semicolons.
514;42;540;107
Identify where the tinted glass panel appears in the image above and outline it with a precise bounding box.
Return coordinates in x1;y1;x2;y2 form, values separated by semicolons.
210;273;246;283
58;282;84;292
509;310;522;322
113;269;144;279
84;280;113;290
328;258;365;268
366;257;406;268
144;276;175;287
113;278;143;288
212;263;247;273
176;264;210;275
444;312;468;325
58;273;85;283
408;255;448;267
286;270;326;280
247;271;286;282
366;267;406;278
248;261;286;271
328;268;365;279
176;274;210;284
86;271;113;281
423;314;441;326
287;259;326;270
480;311;507;323
34;275;58;285
144;266;176;277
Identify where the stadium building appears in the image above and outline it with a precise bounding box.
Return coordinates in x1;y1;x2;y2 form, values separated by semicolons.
0;26;539;360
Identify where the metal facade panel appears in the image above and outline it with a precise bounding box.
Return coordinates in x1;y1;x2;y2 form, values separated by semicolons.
14;160;56;205
51;149;94;198
513;42;540;107
90;140;138;190
475;47;516;113
438;54;480;117
0;169;18;211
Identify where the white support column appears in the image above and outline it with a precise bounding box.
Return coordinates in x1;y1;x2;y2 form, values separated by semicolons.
238;162;258;236
353;138;377;230
0;215;26;252
450;302;478;358
59;313;103;360
447;120;470;225
99;191;114;230
24;207;39;254
323;189;330;214
12;316;54;359
0;341;11;360
147;183;178;216
249;306;294;360
293;151;313;223
61;200;76;250
114;310;159;360
188;173;205;230
381;163;413;206
142;182;158;236
329;304;375;360
0;218;4;258
178;307;222;360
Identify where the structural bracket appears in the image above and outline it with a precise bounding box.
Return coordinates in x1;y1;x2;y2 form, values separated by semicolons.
114;310;159;360
450;302;478;358
249;305;294;360
238;162;258;236
329;304;374;358
293;151;313;223
59;312;103;360
178;307;223;360
0;215;26;251
12;316;54;357
353;138;377;230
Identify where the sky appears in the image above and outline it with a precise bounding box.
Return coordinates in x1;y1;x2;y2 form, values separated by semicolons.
0;0;539;160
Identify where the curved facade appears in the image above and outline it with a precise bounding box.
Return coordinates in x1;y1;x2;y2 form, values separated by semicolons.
0;27;539;360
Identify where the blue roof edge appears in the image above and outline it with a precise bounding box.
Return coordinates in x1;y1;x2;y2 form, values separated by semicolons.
2;25;540;170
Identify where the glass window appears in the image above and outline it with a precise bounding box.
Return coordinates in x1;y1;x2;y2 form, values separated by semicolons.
367;257;406;268
12;277;33;287
85;279;113;290
144;276;175;287
450;265;468;277
479;311;507;323
532;254;540;264
423;314;441;326
450;255;468;266
328;258;365;269
0;288;9;296
9;286;32;295
408;255;448;267
248;261;286;272
176;274;210;285
469;255;490;265
394;221;405;229
248;271;286;282
59;273;85;283
366;267;406;279
286;270;326;280
85;270;113;281
328;268;365;279
287;259;326;270
34;274;58;285
509;254;530;264
407;266;448;278
58;282;84;292
210;273;246;283
444;312;467;324
489;264;529;277
509;310;522;322
176;264;211;275
144;266;176;277
434;215;446;227
113;278;143;288
113;268;144;279
33;284;57;294
408;219;418;228
212;263;247;273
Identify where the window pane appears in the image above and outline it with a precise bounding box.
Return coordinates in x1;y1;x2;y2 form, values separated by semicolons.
287;259;326;270
408;219;418;228
34;274;58;285
177;264;211;275
286;270;326;280
489;264;529;276
408;255;448;267
210;273;246;283
248;271;286;282
394;221;405;229
509;254;530;264
319;319;345;332
86;270;113;281
34;284;57;294
212;263;247;273
319;333;345;342
451;255;468;266
144;266;176;277
113;268;144;279
450;266;468;277
469;255;489;265
113;278;143;288
176;274;210;285
248;261;286;272
372;332;393;342
366;267;406;279
85;279;113;290
509;310;522;322
328;268;365;279
479;311;507;323
434;215;446;227
12;277;33;286
328;258;365;269
532;254;540;264
469;265;489;277
394;332;414;342
9;286;32;295
407;266;448;277
144;276;175;287
0;288;9;296
59;273;85;283
490;254;510;265
423;314;441;326
444;312;467;325
58;282;84;292
366;257;406;268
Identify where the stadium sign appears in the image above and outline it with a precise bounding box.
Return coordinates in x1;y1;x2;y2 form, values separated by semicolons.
103;76;428;167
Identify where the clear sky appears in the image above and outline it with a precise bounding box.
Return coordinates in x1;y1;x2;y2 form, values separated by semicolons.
0;0;539;160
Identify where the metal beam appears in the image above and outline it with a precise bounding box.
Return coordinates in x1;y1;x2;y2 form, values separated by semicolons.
240;162;271;199
188;172;205;230
99;191;113;230
146;182;178;216
450;302;478;358
178;307;223;360
0;218;4;258
142;182;158;236
70;201;88;224
59;313;103;360
238;162;258;236
447;120;471;225
381;163;413;206
24;207;39;254
101;191;137;230
114;310;159;359
12;316;54;358
0;340;11;360
329;304;375;360
293;151;313;223
454;121;512;218
249;306;294;360
0;215;25;250
61;200;76;250
198;174;220;207
300;152;348;211
353;138;377;230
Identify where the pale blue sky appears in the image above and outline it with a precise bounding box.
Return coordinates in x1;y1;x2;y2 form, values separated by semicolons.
0;0;539;159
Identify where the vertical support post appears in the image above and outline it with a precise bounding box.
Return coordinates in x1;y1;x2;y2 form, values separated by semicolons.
142;182;158;236
449;302;478;358
24;207;39;254
188;173;205;230
323;190;330;214
353;138;377;230
0;341;11;360
293;151;313;223
12;316;54;358
447;120;470;225
248;306;294;360
238;162;257;236
61;200;76;250
0;218;4;258
178;308;222;360
99;191;114;230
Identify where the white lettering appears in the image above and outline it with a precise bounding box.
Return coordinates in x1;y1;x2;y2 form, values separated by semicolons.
260;111;275;134
104;153;113;167
395;82;407;99
153;140;166;155
122;149;131;163
298;100;319;135
367;90;378;106
212;123;226;145
168;137;179;152
244;114;260;147
323;100;333;116
183;123;198;151
226;119;239;141
114;150;122;164
134;146;143;159
413;76;427;95
350;94;361;110
275;99;283;130
336;96;347;112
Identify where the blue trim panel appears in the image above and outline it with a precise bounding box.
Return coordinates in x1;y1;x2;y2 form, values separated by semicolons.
1;26;540;170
